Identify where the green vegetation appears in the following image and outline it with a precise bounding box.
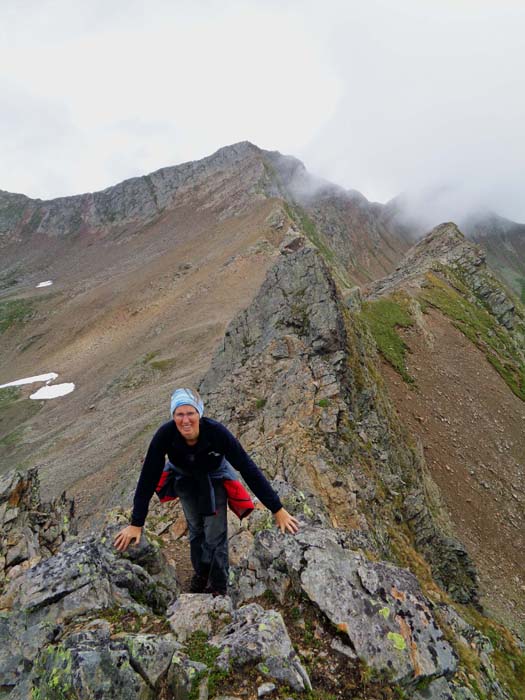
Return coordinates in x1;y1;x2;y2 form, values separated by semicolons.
419;272;525;400
30;644;75;700
149;357;177;371
360;296;415;383
316;398;330;408
255;397;267;409
0;270;20;290
0;386;20;408
519;276;525;304
184;630;221;667
98;606;142;633
0;427;24;448
458;607;525;700
184;630;229;699
296;208;335;265
0;298;35;333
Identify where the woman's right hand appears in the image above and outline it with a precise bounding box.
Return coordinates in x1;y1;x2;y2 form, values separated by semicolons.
113;525;143;552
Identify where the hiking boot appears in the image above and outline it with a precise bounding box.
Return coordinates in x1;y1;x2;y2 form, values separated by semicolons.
189;573;208;593
204;585;227;597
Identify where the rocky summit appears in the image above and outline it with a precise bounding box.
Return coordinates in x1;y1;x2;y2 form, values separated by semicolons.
0;143;524;699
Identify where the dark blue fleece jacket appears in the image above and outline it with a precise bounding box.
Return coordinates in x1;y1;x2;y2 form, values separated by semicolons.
131;417;282;526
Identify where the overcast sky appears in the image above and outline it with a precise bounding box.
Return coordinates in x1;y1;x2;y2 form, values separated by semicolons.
1;0;524;223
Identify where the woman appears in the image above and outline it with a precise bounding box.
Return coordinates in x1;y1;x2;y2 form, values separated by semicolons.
114;388;299;595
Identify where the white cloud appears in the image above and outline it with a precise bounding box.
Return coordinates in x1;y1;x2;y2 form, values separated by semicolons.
0;0;523;222
0;0;341;196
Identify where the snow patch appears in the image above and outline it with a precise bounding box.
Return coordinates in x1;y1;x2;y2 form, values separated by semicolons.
36;280;53;288
0;372;76;400
0;373;58;388
30;383;75;400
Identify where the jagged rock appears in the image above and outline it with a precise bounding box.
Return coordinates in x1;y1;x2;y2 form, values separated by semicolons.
228;527;255;566
211;603;311;692
0;468;75;587
403;492;478;605
200;245;478;604
167;654;208;700
0;610;63;691
167;593;233;641
0;533;176;619
232;526;457;686
257;681;277;697
18;627;180;700
368;222;524;334
330;637;358;659
200;246;371;532
0;524;179;695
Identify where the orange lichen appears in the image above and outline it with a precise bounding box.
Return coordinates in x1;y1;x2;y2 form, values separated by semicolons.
391;586;407;602
396;615;422;676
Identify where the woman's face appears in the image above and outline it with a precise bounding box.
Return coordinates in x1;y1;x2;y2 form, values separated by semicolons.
173;404;200;444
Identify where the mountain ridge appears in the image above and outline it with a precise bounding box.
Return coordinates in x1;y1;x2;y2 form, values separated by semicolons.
1;142;524;648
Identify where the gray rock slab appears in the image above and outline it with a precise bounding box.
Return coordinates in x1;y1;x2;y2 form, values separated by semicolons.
1;534;177;621
211;603;310;692
23;628;153;700
0;610;62;690
233;526;457;686
167;593;233;641
302;545;457;684
121;633;179;688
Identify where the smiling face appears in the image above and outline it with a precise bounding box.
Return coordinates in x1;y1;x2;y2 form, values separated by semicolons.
173;404;200;444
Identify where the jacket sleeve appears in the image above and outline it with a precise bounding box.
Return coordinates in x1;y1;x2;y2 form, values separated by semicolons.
217;424;283;514
131;424;169;526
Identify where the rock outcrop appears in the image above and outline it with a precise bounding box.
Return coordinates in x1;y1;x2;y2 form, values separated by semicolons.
200;240;478;605
1;467;516;700
233;525;457;685
0;468;75;588
369;222;523;332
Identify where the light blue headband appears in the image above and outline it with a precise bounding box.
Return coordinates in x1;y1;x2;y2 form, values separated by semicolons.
170;388;204;418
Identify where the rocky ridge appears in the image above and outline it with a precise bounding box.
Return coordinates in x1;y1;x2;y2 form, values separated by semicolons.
200;239;478;606
1;145;524;698
1;247;524;697
0;142;272;240
361;222;525;635
368;222;525;390
1;462;516;700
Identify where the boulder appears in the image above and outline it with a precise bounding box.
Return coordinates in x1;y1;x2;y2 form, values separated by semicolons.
233;526;457;686
20;627;180;700
0;525;179;696
0;468;75;586
211;603;311;692
167;593;233;641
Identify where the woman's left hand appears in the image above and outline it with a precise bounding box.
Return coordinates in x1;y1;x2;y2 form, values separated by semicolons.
273;508;300;534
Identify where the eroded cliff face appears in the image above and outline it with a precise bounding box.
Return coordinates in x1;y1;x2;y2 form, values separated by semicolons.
199;240;477;606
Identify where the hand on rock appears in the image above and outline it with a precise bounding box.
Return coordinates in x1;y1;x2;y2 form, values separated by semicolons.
273;508;300;534
113;525;142;552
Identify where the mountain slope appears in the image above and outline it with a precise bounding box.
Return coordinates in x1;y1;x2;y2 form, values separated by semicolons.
1;145;524;699
0;142;412;511
363;222;525;634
